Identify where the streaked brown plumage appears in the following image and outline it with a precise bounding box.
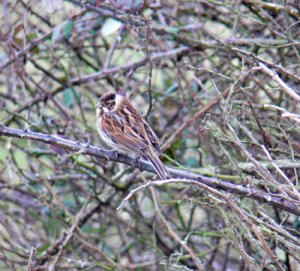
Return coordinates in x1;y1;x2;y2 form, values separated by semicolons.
96;92;170;180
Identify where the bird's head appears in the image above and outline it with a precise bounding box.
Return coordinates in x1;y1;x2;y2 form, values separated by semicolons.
96;92;117;113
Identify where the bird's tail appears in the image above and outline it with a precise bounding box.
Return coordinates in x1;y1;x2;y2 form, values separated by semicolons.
146;151;170;180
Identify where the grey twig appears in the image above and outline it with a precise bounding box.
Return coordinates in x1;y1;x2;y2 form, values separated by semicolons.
258;62;300;102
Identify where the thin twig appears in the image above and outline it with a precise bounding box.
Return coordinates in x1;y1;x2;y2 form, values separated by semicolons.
258;62;300;102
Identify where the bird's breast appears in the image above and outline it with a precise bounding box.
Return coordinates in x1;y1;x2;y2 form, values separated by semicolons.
97;117;114;147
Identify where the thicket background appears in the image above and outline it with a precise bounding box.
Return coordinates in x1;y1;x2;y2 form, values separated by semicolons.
0;0;300;270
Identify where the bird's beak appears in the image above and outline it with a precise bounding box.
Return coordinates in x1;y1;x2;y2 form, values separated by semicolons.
95;101;101;108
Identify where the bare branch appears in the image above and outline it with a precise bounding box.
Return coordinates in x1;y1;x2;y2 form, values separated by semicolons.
1;124;298;216
258;62;300;102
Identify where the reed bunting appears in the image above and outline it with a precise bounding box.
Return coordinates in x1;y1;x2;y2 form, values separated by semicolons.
96;92;170;180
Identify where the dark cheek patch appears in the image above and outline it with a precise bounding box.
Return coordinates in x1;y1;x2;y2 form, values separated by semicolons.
108;101;116;110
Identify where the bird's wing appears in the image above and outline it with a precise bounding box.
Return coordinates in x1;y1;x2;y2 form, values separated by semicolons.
101;111;149;154
142;119;162;155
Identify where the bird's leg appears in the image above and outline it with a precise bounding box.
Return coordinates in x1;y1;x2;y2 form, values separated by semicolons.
135;154;141;168
114;150;118;160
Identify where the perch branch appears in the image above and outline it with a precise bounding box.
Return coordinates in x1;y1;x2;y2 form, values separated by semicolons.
0;124;299;216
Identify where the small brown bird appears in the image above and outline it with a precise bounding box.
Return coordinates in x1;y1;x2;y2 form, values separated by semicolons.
96;92;170;180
